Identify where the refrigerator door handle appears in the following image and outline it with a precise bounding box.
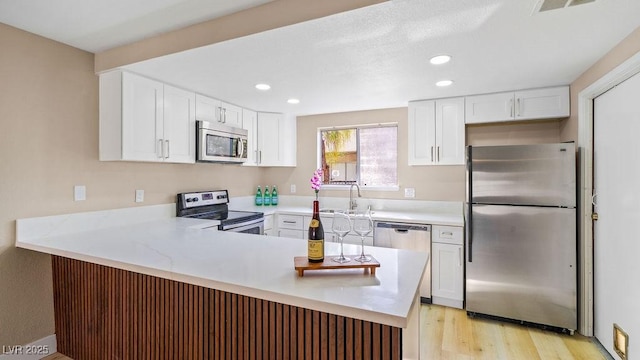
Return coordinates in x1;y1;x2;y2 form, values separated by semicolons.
466;145;473;262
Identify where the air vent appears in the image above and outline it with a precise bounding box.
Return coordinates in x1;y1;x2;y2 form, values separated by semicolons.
534;0;596;12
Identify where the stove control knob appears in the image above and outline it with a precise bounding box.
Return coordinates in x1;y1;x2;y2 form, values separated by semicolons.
192;198;199;202
186;197;198;203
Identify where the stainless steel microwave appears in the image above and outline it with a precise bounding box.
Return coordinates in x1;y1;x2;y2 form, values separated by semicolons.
196;121;248;163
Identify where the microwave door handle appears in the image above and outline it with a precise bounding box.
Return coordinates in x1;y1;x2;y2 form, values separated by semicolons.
236;137;245;158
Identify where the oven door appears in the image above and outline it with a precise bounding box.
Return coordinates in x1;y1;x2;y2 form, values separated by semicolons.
197;121;248;163
221;217;264;235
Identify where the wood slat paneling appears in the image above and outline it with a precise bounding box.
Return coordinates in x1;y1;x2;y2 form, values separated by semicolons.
51;256;402;359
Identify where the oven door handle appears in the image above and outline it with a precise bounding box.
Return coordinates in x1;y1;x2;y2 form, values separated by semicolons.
220;217;264;231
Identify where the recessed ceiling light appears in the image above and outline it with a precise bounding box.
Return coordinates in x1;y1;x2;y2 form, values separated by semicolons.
255;83;271;91
430;55;451;65
287;98;300;104
436;80;453;87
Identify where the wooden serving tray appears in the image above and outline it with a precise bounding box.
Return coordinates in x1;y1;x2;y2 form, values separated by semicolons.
294;256;380;277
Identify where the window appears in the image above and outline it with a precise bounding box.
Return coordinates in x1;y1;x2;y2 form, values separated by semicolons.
318;124;398;188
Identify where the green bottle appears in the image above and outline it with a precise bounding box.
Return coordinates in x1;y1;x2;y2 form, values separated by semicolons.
264;185;271;206
271;185;278;206
255;186;263;206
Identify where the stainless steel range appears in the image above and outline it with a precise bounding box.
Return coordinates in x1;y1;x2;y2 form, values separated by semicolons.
176;190;264;234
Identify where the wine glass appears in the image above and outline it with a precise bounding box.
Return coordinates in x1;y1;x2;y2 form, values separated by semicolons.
352;210;373;262
332;211;352;263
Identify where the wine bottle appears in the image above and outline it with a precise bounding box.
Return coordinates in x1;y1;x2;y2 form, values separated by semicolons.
308;200;324;263
264;185;271;206
255;186;263;206
271;185;278;206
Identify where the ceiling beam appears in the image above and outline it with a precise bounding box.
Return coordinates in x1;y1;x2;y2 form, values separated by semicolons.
94;0;387;73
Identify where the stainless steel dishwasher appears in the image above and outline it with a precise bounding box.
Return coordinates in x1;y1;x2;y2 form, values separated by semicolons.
374;222;431;302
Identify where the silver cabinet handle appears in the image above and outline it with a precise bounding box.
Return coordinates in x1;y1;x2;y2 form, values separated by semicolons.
222;108;227;123
437;146;440;162
165;140;170;159
218;107;223;122
459;247;462;267
283;220;297;224
510;98;514;117
430;146;434;162
516;98;521;117
258;150;262;165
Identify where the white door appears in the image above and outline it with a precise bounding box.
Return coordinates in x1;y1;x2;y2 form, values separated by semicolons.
163;85;195;163
122;73;163;161
464;91;513;124
221;102;243;128
257;112;281;166
593;71;640;356
432;243;463;302
435;97;465;165
515;86;569;120
408;100;436;165
195;94;221;123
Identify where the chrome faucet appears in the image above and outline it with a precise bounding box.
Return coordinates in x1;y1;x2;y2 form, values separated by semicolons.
349;183;361;210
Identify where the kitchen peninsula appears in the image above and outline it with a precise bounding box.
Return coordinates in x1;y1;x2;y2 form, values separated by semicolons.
15;204;427;359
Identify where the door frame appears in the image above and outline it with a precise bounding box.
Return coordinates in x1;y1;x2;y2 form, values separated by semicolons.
577;50;640;336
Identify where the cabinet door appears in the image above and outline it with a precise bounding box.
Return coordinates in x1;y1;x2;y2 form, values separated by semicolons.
257;112;282;166
464;92;514;124
221;102;243;128
432;242;464;305
163;85;195;163
122;72;164;162
195;94;221;123
435;97;465;165
515;86;569;120
242;109;258;166
408;100;436;165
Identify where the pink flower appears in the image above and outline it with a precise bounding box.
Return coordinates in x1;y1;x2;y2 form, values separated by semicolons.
310;169;322;193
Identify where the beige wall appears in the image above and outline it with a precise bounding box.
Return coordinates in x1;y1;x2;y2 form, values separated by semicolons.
265;108;466;201
0;23;261;347
265;109;565;203
562;26;640;142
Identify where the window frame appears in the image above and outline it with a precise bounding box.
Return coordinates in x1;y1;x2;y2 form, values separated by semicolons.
316;122;399;192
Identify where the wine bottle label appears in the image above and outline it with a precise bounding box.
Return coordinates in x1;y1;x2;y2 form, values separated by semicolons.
308;239;324;260
309;219;320;228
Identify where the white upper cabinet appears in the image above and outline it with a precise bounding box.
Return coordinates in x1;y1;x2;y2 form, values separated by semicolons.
163;85;196;163
220;102;243;128
256;112;297;167
194;94;221;123
408;97;465;166
465;86;569;124
100;70;195;163
195;94;243;128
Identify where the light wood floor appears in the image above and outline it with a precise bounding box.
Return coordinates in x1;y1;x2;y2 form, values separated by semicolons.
43;304;610;360
422;304;610;360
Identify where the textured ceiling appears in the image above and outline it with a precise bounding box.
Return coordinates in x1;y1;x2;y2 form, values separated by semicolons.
0;0;273;52
2;0;640;117
124;0;640;116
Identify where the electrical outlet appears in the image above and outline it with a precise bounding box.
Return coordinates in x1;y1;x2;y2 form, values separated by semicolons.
74;185;86;201
135;189;144;203
290;184;296;194
404;188;415;198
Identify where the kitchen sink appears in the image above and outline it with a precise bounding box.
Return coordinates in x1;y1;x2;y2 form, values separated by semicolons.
319;208;375;215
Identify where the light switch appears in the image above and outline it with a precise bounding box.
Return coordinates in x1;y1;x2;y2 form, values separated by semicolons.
290;184;296;194
74;185;86;201
135;190;144;203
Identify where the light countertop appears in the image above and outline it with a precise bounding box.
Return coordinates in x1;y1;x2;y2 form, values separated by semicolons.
16;209;427;328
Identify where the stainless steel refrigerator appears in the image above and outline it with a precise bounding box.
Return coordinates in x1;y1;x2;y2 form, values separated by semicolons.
466;142;577;332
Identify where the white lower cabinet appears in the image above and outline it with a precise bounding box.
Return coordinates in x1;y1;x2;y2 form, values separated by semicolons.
277;214;305;239
263;214;275;236
431;225;464;309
